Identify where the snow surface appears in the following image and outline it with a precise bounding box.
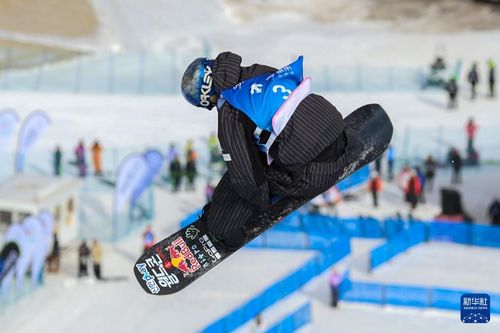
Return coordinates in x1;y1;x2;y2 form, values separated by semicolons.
1;4;500;330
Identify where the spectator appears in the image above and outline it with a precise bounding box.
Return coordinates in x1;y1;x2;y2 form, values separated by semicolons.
47;233;60;273
184;139;194;160
91;239;103;280
488;199;500;226
169;155;183;192
445;76;458;109
424;155;437;192
449;148;462;184
488;58;496;98
329;269;342;308
166;143;178;164
396;164;411;191
53;146;62;176
405;170;421;211
465;117;478;153
91;140;103;176
386;145;395;181
431;56;446;72
143;225;155;252
374;156;382;176
78;240;90;277
75;140;87;178
467;62;479;100
368;171;382;208
185;148;197;191
205;182;215;203
415;166;426;203
208;132;220;164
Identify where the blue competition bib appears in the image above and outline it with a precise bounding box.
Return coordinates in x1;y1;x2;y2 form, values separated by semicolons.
221;56;304;131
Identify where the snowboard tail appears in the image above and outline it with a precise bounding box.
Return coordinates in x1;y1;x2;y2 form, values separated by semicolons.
134;103;393;295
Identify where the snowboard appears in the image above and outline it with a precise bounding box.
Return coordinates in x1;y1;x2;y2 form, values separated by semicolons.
134;103;393;295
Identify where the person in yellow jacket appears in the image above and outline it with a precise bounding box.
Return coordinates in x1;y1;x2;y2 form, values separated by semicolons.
91;140;103;176
91;239;103;280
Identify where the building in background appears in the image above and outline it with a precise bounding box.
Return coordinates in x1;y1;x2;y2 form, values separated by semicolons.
0;175;81;245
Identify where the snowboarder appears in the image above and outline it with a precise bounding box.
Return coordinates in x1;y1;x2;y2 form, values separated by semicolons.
467;63;479;100
181;52;367;249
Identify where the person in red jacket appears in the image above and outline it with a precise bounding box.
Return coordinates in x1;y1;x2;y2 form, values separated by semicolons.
405;170;421;211
465;117;478;153
368;171;382;208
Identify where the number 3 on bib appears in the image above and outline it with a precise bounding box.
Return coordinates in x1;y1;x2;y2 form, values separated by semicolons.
272;85;292;100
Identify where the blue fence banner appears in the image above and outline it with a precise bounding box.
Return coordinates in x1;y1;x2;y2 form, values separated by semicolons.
202;239;350;333
429;222;471;244
370;222;426;270
471;224;500;248
265;302;311;333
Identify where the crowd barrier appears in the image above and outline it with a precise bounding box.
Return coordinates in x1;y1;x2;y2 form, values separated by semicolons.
370;222;426;270
342;277;500;314
181;210;500;265
264;302;311;333
201;239;350;332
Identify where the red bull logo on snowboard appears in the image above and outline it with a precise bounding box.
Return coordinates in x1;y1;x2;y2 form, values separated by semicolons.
164;237;201;276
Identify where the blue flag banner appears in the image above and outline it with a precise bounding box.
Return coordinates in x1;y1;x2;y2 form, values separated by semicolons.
0;108;20;152
15;110;51;173
131;149;164;205
3;223;30;291
114;153;149;215
0;242;20;286
22;216;45;286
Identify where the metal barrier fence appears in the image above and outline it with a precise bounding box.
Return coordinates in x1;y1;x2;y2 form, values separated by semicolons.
0;48;425;94
201;239;350;332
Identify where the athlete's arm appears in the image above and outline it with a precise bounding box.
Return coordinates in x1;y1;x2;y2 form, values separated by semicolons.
217;104;270;208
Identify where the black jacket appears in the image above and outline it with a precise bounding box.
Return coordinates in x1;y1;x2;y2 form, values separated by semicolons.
211;52;345;208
